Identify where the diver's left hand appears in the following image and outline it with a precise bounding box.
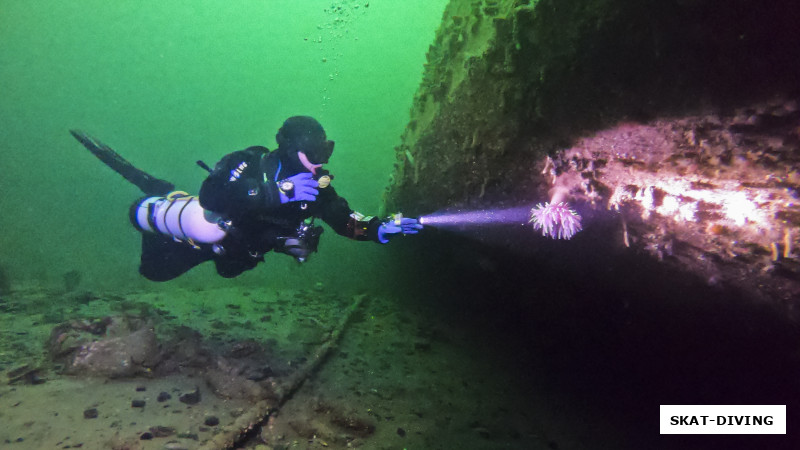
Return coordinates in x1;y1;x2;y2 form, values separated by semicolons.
378;217;423;243
278;172;319;203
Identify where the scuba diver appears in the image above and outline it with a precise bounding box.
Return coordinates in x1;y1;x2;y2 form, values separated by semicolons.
70;116;422;281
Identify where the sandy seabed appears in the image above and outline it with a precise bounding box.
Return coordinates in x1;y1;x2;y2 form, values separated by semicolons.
0;284;599;450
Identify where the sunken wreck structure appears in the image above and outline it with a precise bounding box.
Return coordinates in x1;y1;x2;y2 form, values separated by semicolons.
382;0;800;445
386;0;800;305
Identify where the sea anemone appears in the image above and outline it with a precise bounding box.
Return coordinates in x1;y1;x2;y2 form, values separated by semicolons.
530;202;582;240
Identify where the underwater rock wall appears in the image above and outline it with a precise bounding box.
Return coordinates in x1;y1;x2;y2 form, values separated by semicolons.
385;0;800;304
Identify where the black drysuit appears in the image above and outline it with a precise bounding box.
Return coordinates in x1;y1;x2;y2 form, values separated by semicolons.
138;146;382;281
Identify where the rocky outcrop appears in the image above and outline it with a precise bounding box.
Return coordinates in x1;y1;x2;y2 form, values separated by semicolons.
50;316;160;377
384;0;800;304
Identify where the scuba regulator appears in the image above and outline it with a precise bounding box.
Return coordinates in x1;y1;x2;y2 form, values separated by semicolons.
315;171;332;188
275;170;331;262
275;218;324;263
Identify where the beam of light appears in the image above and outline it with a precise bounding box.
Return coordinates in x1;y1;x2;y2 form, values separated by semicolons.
419;206;532;228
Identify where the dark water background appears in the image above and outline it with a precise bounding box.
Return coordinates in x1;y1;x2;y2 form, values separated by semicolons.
0;0;448;292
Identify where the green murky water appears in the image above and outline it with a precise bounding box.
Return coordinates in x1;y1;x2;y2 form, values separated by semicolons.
0;0;447;291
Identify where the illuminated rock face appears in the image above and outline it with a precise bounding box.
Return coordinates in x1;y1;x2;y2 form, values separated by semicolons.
385;0;800;302
544;104;800;302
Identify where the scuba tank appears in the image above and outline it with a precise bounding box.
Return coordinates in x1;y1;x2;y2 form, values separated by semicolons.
130;191;228;246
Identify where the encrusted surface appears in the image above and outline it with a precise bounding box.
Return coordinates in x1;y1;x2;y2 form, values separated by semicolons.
549;100;800;303
384;0;800;306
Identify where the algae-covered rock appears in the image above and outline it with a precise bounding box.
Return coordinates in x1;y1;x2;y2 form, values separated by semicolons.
66;327;159;377
50;316;160;377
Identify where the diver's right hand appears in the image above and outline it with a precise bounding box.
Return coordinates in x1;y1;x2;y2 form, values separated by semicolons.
278;172;319;203
377;217;423;243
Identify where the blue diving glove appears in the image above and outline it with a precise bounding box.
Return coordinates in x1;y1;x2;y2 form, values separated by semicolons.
377;216;423;243
278;172;319;203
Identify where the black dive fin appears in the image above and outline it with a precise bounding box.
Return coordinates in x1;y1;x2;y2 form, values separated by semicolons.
69;130;175;196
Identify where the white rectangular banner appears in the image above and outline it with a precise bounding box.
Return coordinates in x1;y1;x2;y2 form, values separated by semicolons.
660;405;786;434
